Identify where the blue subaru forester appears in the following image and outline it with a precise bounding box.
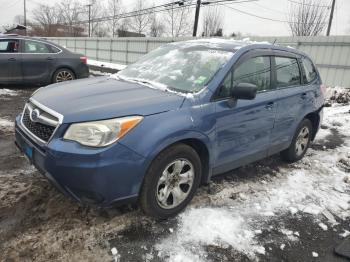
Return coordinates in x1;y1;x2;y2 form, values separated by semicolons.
15;39;324;218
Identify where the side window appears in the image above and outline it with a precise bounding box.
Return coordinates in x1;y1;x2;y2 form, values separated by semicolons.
217;71;232;98
233;56;271;92
48;45;61;53
275;57;301;87
24;40;50;53
0;39;19;53
301;57;317;84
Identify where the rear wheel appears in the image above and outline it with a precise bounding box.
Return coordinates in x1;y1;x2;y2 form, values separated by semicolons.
281;119;313;162
52;68;75;83
140;144;201;219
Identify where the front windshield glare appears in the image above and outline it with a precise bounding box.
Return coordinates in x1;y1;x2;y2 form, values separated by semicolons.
118;44;234;93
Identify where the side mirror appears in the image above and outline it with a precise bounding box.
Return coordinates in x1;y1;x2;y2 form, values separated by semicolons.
231;83;258;100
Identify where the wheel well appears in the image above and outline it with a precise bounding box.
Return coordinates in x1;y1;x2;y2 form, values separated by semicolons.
177;139;210;185
304;111;320;140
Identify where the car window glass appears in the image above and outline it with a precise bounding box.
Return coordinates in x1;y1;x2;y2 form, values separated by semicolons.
0;39;19;53
24;40;50;53
275;57;301;87
217;71;232;98
118;45;234;93
301;57;317;84
233;56;271;92
49;45;60;53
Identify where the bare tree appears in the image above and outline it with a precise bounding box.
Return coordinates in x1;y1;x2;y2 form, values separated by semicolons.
201;6;223;37
164;1;193;37
107;0;123;37
57;0;85;36
129;0;152;35
31;4;61;36
288;0;329;36
149;14;165;37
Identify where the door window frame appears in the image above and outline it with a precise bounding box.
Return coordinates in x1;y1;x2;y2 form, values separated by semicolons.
19;39;62;54
211;49;275;101
272;51;303;90
0;39;20;54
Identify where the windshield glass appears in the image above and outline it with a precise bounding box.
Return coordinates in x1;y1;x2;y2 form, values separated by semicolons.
117;44;234;93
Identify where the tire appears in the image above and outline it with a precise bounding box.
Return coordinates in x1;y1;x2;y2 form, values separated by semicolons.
281;119;313;163
140;143;202;219
52;68;75;83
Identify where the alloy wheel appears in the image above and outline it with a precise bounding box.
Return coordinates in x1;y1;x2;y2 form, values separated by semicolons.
295;126;310;156
156;159;195;209
56;70;74;82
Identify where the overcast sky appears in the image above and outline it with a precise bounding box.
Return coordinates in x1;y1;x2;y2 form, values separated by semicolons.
0;0;349;36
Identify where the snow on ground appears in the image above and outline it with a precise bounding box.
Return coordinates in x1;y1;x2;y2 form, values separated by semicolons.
87;59;127;71
0;118;14;132
156;103;350;261
0;89;18;97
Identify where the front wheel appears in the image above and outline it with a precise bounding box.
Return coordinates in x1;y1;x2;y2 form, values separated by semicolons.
281;119;313;162
139;144;202;219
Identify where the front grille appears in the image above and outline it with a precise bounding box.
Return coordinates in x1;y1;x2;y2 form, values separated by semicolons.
21;102;59;143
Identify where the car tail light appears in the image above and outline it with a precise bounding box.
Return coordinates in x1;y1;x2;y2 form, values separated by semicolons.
80;56;87;64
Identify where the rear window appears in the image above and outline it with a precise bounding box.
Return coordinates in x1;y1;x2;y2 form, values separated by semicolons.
275;57;301;87
301;57;317;84
0;39;19;53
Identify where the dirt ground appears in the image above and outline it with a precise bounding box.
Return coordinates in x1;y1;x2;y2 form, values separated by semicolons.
0;85;349;262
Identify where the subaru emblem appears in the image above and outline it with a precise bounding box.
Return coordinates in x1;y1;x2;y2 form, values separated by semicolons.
30;109;40;122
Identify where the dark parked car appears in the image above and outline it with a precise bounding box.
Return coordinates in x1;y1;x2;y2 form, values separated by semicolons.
0;35;89;85
15;39;324;218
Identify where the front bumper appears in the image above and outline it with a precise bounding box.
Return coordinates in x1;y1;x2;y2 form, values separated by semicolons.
15;115;146;206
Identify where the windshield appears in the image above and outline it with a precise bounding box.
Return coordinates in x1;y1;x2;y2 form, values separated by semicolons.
117;44;234;93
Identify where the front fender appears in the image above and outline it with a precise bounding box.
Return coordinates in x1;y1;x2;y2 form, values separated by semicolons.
119;108;213;172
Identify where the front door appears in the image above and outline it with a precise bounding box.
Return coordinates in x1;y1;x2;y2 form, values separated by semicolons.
20;39;55;83
0;39;22;83
213;54;277;175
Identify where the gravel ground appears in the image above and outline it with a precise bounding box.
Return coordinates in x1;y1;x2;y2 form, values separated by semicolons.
0;84;349;262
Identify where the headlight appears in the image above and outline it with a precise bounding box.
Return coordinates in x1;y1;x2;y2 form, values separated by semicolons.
63;116;143;147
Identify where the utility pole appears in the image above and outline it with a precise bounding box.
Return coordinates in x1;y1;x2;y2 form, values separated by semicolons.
23;0;27;35
87;3;92;37
192;0;201;37
326;0;336;36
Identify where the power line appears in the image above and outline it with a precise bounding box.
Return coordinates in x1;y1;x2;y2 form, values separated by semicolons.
222;3;329;24
286;0;331;8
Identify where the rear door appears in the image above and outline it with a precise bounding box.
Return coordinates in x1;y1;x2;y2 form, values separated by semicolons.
269;52;308;154
213;51;277;174
0;39;22;83
20;39;57;83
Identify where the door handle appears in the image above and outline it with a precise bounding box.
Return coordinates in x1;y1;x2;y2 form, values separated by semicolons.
265;102;274;110
301;93;307;99
46;57;54;60
8;58;16;61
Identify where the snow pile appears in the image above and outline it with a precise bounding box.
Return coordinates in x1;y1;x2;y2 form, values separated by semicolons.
0;118;14;131
156;104;350;261
88;59;127;71
325;86;350;105
0;89;18;97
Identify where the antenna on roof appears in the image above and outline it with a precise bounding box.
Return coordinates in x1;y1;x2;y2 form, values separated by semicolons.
273;38;277;45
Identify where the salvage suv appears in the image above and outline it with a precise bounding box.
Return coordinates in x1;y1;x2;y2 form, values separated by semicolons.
15;39;324;218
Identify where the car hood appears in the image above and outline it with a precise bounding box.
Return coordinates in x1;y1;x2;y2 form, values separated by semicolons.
32;77;185;123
